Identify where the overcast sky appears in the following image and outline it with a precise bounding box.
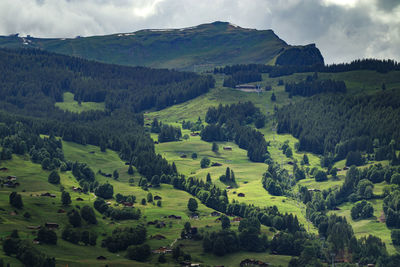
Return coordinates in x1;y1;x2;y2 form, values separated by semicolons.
0;0;399;64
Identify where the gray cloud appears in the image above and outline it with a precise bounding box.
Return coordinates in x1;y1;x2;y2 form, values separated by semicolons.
0;0;398;64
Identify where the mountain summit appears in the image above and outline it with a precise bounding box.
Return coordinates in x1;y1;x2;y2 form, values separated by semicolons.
0;21;323;70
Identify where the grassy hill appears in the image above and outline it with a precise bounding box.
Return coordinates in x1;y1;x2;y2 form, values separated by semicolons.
0;22;323;71
1;139;294;266
146;69;400;254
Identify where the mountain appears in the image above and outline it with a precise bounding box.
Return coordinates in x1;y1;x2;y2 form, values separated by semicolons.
0;21;323;70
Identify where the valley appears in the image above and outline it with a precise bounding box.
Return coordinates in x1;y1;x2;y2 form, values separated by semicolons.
0;25;400;266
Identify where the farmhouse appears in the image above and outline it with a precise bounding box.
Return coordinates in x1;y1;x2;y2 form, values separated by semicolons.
123;202;133;207
27;225;41;230
0;167;9;171
238;193;245;197
211;211;220;217
235;84;257;90
154;195;162;200
41;192;56;198
233;217;243;222
45;222;59;229
152;247;172;254
240;258;269;267
223;146;232;151
308;189;321;192
190;132;199;136
76;197;84;201
151;234;166;240
168;215;182;219
7;176;17;181
97;256;107;260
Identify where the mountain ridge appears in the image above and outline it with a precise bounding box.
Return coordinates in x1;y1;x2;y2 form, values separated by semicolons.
0;21;323;70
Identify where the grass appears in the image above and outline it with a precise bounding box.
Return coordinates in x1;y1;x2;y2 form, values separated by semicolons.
55;92;105;113
153;129;315;233
329;196;397;254
145;69;400;255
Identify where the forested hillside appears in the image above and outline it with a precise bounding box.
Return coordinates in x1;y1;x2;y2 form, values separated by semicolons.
276;89;400;164
0;48;214;114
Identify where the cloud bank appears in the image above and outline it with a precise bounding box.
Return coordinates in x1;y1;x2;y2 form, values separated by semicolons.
0;0;399;63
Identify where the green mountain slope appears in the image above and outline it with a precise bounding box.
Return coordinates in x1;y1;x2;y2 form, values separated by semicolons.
0;21;323;70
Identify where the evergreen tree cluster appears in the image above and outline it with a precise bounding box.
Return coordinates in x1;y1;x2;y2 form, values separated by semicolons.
222;71;262;88
101;225;147;253
94;197;141;221
2;232;55;267
285;77;346;97
219;167;236;184
62;227;97;246
0;48;214;113
158;124;182;143
181;117;204;132
276;90;400;160
351;200;374;220
201;102;269;162
215;58;399;79
262;162;292;196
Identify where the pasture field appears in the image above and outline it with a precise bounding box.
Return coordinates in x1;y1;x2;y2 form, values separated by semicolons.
0;140;286;266
55;92;105;113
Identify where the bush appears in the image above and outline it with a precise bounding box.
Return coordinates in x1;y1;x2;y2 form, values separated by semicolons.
126;244;151;261
67;209;82;227
315;170;328;182
37;228;57;245
391;229;400;246
187;198;198;212
61;191;71;206
48;171;60;184
200;157;210;168
95;183;114;199
80;205;97;224
9;192;23;209
351;200;374;220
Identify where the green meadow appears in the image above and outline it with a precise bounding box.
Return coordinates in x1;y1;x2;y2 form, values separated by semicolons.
55;92;105;113
0;139;285;266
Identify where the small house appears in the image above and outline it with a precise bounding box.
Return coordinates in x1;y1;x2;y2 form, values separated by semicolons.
233;217;243;222
27;225;41;230
223;146;232;151
238;193;245;197
211;211;220;217
151;234;166;240
154;195;162;200
0;167;8;172
123;202;133;207
168;215;182;220
76;197;84;201
180;154;187;158
6;176;17;181
152;247;172;254
190;132;199;136
97;256;107;260
45;222;59;229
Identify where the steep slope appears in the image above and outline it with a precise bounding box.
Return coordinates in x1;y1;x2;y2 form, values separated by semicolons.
0;21;323;70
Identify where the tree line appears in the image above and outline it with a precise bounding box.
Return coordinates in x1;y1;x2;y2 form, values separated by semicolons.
276;89;400;164
0;48;215;114
201;102;268;162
